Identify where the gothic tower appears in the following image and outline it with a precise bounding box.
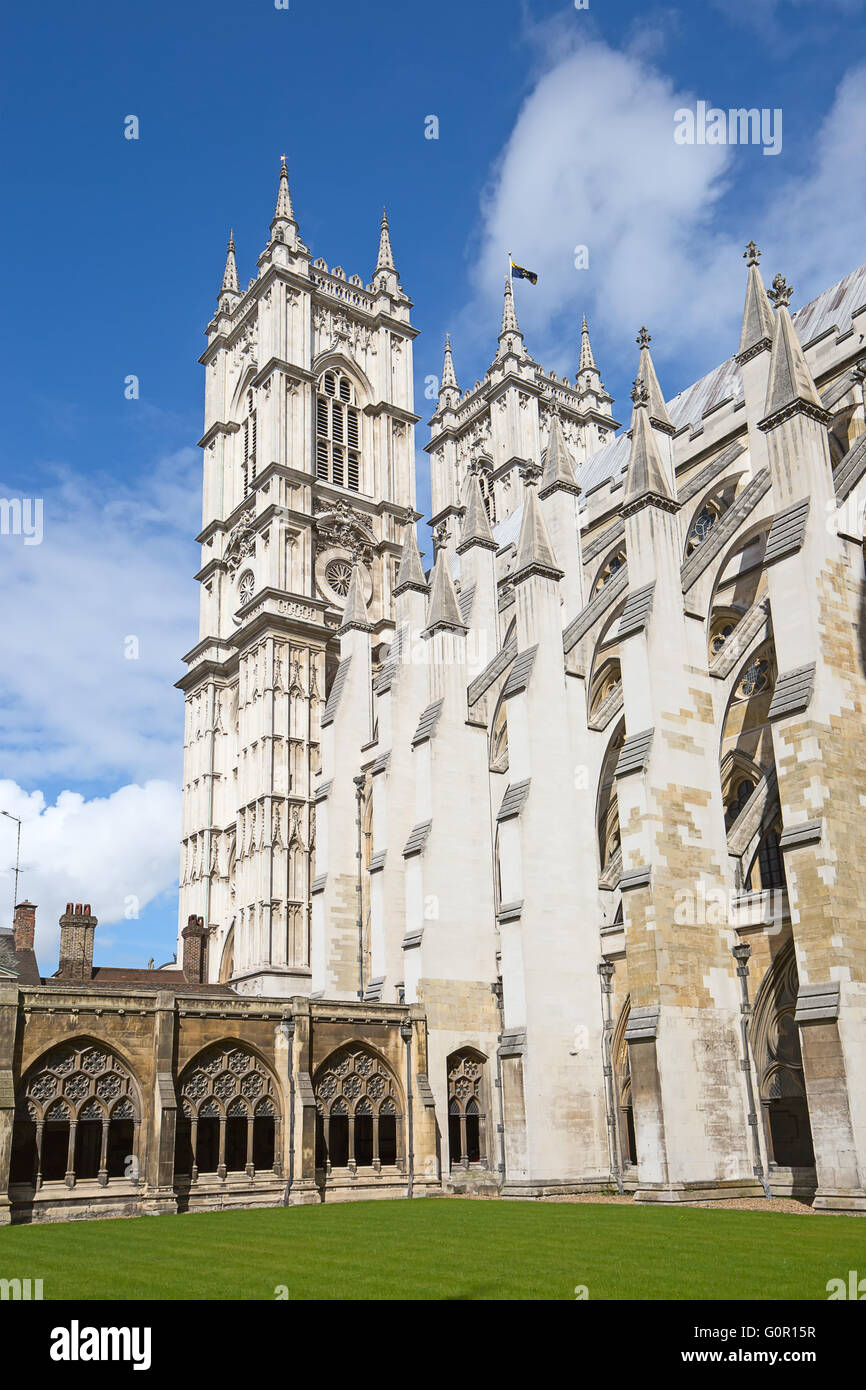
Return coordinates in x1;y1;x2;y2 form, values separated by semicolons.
177;163;418;995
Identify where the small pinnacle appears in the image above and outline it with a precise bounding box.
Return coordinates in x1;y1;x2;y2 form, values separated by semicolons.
519;461;543;487
636;326;652;349
744;240;761;267
631;378;649;407
768;273;793;309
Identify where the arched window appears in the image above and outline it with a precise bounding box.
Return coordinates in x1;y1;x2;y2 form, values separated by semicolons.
242;389;257;499
446;1049;488;1169
594;548;626;593
477;463;496;523
725;777;756;829
736;655;773;699
313;1046;403;1175
10;1042;141;1190
746;825;786;891
685;499;722;556
316;369;361;491
175;1043;281;1181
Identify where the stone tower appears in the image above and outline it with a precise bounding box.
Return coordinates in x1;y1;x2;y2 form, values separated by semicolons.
177;162;418;995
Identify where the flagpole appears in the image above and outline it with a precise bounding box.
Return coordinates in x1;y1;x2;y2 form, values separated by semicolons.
507;251;512;285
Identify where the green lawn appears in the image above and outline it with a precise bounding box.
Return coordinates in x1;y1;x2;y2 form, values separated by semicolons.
1;1199;863;1300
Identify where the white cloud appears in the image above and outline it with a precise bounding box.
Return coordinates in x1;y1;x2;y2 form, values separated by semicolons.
0;448;199;785
465;37;740;375
0;777;181;962
465;34;866;389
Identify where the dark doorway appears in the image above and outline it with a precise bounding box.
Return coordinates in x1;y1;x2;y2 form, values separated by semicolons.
225;1117;247;1172
107;1119;134;1178
42;1122;69;1181
328;1114;349;1167
355;1115;373;1166
196;1117;220;1173
10;1121;37;1185
253;1115;275;1170
74;1120;102;1180
379;1115;397;1166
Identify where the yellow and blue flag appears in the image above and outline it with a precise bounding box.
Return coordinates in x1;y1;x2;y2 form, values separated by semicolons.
510;256;538;285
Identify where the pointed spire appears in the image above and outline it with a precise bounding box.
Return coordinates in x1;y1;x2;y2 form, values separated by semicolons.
500;276;520;336
623;380;676;512
635;327;674;434
496;275;526;361
337;562;372;634
457;469;497;553
376;206;395;271
394;515;429;595
424;550;467;633
579;314;597;371
513;466;563;581
760;289;826;429
540;405;580;497
221;230;239;293
273;154;295;224
738;241;775;362
441;333;458;391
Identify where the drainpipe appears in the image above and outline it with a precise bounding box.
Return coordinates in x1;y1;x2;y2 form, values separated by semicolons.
354;774;366;1000
492;977;507;1191
400;1019;414;1198
281;1016;296;1206
732;942;771;1199
597;961;624;1194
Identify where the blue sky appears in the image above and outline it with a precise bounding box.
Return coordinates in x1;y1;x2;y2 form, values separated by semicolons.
1;0;864;968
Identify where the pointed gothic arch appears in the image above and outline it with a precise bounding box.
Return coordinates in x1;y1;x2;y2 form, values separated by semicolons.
750;940;815;1170
175;1040;282;1181
446;1047;490;1169
11;1038;143;1189
612;998;637;1167
313;1043;404;1176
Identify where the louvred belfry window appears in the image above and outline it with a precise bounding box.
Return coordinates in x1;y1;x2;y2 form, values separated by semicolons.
316;370;361;491
243;390;257;498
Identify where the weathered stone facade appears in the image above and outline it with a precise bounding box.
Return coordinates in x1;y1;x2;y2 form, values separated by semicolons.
1;172;864;1221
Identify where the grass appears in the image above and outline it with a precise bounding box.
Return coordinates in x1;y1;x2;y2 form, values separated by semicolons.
1;1198;863;1300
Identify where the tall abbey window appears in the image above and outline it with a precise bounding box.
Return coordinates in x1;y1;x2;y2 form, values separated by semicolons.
316;369;361;491
242;390;257;499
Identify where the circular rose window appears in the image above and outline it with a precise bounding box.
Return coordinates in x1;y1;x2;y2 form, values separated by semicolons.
238;570;255;606
325;558;353;597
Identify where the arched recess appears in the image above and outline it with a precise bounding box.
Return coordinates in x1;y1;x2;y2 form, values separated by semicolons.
313;1044;404;1175
175;1041;282;1181
705;521;773;644
592;544;627;594
489;692;509;774
10;1039;143;1189
446;1047;491;1170
719;640;783;888
612;999;637;1167
596;717;625;875
219;924;235;984
720;748;764;829
588;655;622;727
750;941;815;1169
681;474;744;561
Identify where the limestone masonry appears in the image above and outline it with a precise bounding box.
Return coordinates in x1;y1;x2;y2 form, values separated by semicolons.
1;169;865;1221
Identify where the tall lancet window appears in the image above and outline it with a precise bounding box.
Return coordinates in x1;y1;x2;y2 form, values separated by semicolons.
316;369;361;491
242;390;257;499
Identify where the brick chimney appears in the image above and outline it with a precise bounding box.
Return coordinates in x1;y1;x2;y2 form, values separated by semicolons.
57;902;98;981
181;914;208;984
13;900;36;953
